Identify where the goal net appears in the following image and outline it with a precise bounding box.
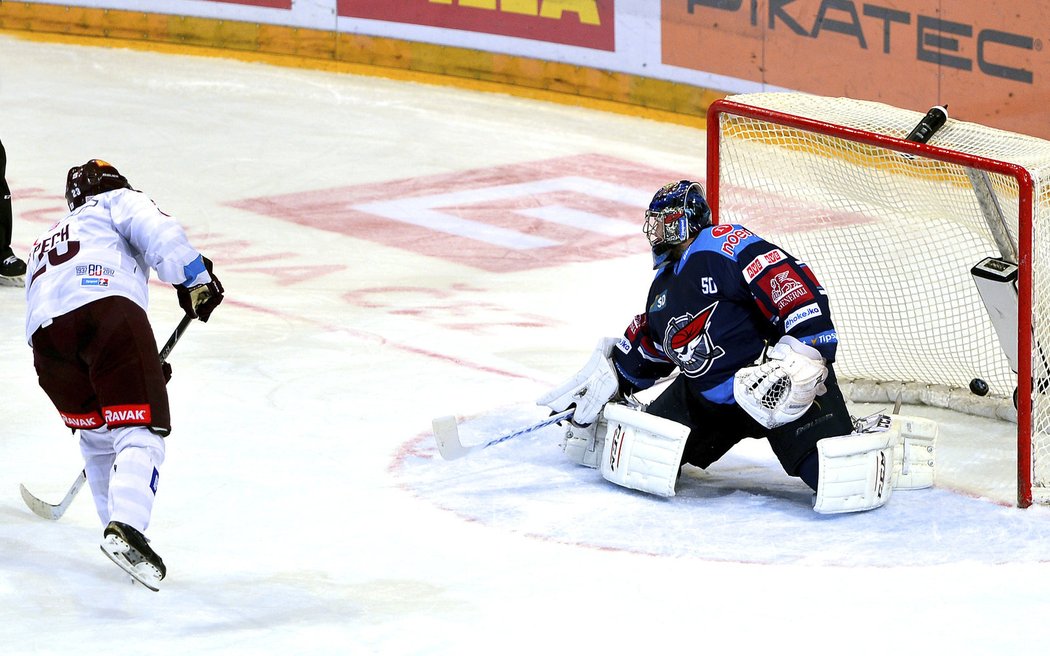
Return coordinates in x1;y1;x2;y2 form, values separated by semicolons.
707;92;1050;507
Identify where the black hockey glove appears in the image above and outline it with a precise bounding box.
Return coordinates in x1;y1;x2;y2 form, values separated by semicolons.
176;256;224;322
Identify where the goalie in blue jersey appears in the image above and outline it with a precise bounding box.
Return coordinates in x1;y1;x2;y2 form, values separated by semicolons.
539;181;936;512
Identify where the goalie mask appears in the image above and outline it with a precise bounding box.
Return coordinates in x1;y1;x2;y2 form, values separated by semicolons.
65;159;131;211
644;180;712;269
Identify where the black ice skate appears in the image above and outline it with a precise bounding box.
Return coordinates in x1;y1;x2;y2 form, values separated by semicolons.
0;254;26;287
100;521;166;591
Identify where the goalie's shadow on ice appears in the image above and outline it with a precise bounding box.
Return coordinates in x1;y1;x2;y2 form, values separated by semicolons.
403;406;1050;565
674;459;818;509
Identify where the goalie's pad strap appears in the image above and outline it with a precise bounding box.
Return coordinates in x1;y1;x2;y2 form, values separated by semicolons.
599;403;689;497
814;425;899;514
561;419;605;469
893;415;937;490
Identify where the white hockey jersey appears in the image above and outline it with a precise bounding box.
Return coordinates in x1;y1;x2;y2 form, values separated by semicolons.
25;188;208;344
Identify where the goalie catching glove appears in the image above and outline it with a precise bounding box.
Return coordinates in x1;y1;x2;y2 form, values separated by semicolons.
537;337;622;426
733;335;828;429
176;255;224;322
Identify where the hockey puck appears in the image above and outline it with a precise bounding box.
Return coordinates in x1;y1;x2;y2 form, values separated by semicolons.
970;378;990;396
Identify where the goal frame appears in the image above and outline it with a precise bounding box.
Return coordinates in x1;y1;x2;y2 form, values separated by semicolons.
706;97;1037;507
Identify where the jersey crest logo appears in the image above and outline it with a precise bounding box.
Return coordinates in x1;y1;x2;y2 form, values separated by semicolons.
769;270;806;308
663;302;725;377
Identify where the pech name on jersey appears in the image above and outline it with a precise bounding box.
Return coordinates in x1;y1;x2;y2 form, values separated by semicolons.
32;223;71;261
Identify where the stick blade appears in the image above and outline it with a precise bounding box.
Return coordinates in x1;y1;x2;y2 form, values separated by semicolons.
20;470;87;521
432;415;470;460
20;483;65;520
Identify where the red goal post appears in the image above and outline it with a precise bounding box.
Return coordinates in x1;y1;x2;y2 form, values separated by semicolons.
706;93;1044;507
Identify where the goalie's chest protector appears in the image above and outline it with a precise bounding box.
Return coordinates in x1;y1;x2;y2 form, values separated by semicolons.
643;226;779;402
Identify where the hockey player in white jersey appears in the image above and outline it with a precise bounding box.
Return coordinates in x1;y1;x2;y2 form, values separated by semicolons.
25;159;224;590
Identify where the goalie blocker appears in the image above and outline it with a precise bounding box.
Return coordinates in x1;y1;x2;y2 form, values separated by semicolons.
561;404;936;512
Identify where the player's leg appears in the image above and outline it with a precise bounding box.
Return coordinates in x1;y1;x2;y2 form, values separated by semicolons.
645;376;746;469
0;138;12;257
32;307;111;521
85;297;169;541
51;297;170;586
107;426;165;532
767;367;937;513
571;377;747;497
96;428;166;590
0;139;27;285
78;424;167;534
102;429;167;590
766;366;855;489
79;429;116;525
83;297;171;437
597;403;690;497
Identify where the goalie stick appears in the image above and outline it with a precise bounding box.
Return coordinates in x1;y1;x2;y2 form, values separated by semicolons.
432;409;573;460
19;314;194;520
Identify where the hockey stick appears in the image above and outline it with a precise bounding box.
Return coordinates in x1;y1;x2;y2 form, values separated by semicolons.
159;313;193;363
19;315;194;520
432;409;573;460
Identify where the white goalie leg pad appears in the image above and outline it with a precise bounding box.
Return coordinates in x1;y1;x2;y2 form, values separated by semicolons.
813;424;899;514
560;417;607;469
599;403;689;497
852;413;937;490
892;415;937;490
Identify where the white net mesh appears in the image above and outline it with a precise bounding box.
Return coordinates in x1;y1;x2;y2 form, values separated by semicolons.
711;92;1050;505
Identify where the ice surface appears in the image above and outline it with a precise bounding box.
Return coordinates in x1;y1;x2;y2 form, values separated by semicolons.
1;34;1048;656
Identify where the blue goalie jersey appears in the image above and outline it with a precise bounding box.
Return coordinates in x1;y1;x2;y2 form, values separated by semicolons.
611;224;839;405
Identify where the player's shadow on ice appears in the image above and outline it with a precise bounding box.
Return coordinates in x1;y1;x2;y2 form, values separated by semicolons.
675;463;816;509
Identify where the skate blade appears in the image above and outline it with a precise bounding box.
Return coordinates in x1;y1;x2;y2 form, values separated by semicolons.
100;535;162;592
